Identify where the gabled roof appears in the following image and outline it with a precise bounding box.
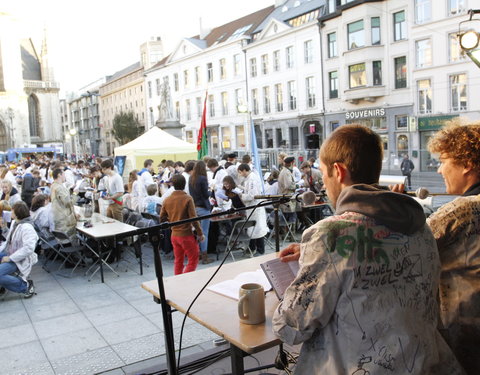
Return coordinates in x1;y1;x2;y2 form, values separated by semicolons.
253;0;324;34
105;61;142;84
255;18;291;41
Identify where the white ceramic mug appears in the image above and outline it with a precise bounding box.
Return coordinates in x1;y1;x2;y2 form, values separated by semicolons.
238;283;265;325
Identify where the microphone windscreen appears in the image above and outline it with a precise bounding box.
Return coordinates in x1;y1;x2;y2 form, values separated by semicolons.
301;191;317;206
415;187;430;200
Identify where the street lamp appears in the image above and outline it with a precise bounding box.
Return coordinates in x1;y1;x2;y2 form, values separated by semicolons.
69;128;77;159
6;107;14;148
459;9;480;68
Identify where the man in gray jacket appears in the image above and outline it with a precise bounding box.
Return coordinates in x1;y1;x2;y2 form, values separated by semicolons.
273;125;462;374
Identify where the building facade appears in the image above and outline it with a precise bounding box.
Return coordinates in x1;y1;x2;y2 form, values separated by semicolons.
0;13;62;152
319;0;479;171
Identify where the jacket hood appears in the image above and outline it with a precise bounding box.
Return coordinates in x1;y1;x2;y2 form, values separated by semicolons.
335;184;425;235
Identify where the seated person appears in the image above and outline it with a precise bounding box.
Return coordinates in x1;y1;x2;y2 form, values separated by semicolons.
30;194;54;235
265;170;279;195
143;184;162;215
0;201;38;298
219;176;245;209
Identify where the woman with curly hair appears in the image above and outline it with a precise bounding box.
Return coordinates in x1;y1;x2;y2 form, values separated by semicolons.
425;120;480;374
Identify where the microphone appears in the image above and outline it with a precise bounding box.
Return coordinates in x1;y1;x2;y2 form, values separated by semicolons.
405;187;430;200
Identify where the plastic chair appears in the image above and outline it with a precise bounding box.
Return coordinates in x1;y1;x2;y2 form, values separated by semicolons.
225;220;257;261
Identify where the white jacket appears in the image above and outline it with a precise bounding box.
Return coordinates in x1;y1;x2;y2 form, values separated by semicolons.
0;220;38;281
239;172;268;239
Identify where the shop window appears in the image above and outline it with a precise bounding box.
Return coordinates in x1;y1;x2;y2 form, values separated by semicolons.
236;126;245;148
397;134;409;157
396;115;408;129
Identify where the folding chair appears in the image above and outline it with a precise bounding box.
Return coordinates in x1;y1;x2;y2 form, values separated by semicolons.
225;220;257;261
267;210;297;246
33;224;62;273
51;230;88;278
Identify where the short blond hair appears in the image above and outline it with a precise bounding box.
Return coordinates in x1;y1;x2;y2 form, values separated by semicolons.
428;118;480;172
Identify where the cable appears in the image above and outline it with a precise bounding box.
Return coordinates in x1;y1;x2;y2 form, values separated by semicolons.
176;199;270;371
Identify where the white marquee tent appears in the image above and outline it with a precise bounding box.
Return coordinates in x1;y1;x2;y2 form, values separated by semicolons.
114;127;197;176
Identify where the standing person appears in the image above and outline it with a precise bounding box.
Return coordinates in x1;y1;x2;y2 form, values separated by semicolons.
21;169;40;208
237;164;268;255
138;159;154;192
100;159;124;222
50;168;78;239
188;160;213;264
183;160;195;195
401;154;415;189
0;201;37;298
128;170;143;212
300;161;323;193
278;156;297;215
424;122;480;374
273;125;461;374
160;175;204;275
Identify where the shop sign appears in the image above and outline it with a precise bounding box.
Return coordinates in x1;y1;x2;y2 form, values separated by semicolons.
345;108;385;120
418;115;458;131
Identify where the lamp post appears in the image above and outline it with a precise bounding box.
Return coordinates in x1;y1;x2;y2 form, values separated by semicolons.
458;9;480;68
6;107;14;148
69;128;77;160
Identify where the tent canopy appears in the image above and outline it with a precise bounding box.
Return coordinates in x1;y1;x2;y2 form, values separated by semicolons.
114;126;197;174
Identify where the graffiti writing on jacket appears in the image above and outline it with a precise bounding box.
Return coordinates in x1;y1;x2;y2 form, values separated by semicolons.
327;224;389;265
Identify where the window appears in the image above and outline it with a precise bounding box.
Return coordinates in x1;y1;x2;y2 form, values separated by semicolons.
156;78;161;96
393;11;406;41
149;107;154;126
148;81;152;98
304;40;313;64
183;70;189;88
174;73;179;91
273;50;280;71
306;77;316;108
207;63;213;82
327;32;337;58
287;81;297;110
448;0;466;15
196;97;202;119
349;63;366;88
327;0;335;14
450;74;467;111
250;58;257;77
348;20;365;49
394;56;407;88
233;54;241;76
373;61;382;86
219;58;226;80
415;0;431;24
195;66;200;86
221;92;229;116
263;86;271;114
276;128;285;147
275;83;283;112
222;127;231;150
286;46;294;68
261;54;269;75
417;79;432;114
329;71;338;99
186;99;191;121
208;94;215;117
371;17;380;45
175;101;180;120
289;127;299;148
416;39;432;68
235;89;243;112
236;126;245;148
252;89;259;115
396;115;408;129
449;32;466;62
265;129;274;148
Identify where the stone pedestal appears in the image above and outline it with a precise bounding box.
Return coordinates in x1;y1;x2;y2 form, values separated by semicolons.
155;120;185;139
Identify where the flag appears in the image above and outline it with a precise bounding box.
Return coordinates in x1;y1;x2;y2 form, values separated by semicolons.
250;117;265;193
197;92;208;159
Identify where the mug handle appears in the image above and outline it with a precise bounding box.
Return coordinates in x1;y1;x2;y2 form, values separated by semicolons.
238;294;249;320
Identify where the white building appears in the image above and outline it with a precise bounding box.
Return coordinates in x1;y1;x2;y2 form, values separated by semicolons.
0;13;62;151
319;0;479;171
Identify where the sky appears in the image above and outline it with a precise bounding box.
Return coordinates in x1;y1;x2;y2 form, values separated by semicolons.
5;0;275;97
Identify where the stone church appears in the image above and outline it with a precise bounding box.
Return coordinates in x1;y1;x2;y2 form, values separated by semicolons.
0;11;61;152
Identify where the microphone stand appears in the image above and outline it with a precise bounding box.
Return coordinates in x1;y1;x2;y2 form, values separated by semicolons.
137;197;288;375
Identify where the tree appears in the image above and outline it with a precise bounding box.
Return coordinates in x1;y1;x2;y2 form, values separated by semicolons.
112;111;143;145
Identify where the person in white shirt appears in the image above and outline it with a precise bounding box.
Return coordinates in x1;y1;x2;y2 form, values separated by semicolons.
206;159;228;203
63;163;76;191
138;159;154;191
128;170;144;212
100;159;124;222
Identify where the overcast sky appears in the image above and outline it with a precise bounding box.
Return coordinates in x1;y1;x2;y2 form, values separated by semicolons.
6;0;275;97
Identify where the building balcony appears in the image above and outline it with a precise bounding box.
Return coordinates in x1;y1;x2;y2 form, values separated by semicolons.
344;85;386;104
24;80;60;90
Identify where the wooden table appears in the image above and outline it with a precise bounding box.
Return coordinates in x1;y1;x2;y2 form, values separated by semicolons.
76;207;141;282
141;253;282;374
